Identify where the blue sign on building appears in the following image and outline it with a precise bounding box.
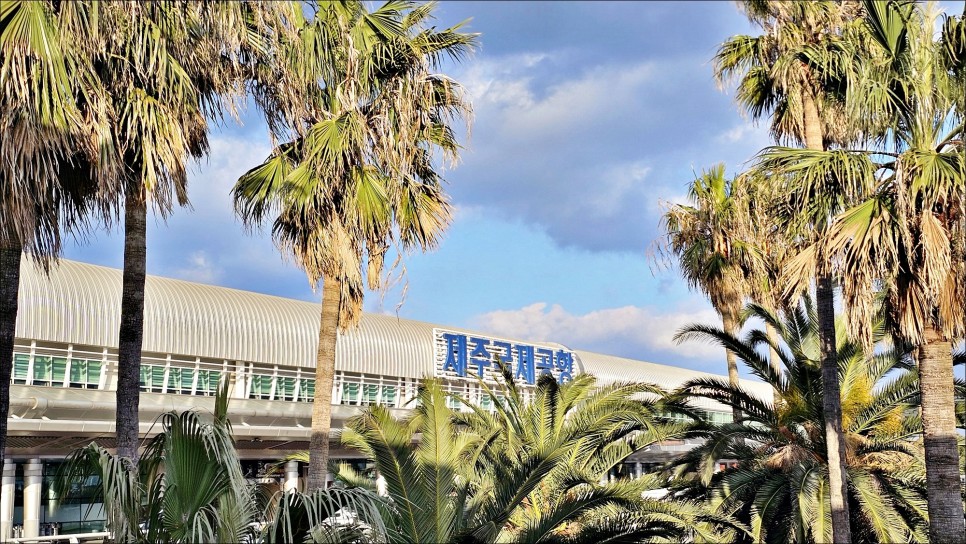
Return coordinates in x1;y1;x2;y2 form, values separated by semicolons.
434;329;576;385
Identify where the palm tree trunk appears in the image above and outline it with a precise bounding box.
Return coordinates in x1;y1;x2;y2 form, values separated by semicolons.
816;272;851;544
116;189;147;464
0;230;23;476
803;86;851;544
721;313;742;423
919;324;965;544
307;274;341;492
764;321;783;407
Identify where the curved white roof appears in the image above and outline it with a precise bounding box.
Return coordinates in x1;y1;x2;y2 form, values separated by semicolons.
16;259;772;402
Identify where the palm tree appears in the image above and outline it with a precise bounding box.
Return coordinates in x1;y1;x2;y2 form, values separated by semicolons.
58;387;257;542
57;382;388;543
74;1;301;464
233;1;474;492
331;371;741;543
716;3;868;539
734;172;792;394
660;164;752;421
671;301;928;544
755;3;966;540
0;0;105;472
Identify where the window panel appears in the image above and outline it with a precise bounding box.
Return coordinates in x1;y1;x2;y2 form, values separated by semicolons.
342;383;359;404
69;359;86;384
52;357;67;385
196;369;219;396
300;379;315;402
151;366;165;393
278;376;296;401
206;371;221;395
87;361;101;387
139;366;152;390
13;354;29;384
167;368;181;391
140;365;165;393
69;359;88;388
445;395;463;410
250;374;273;399
34;356;51;382
381;385;397;406
362;384;379;405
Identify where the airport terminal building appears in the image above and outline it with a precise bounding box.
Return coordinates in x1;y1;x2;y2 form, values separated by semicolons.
3;259;770;538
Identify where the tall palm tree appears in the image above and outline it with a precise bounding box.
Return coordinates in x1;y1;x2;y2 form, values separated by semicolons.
671;301;928;544
79;1;300;464
730;170;793;405
660;164;751;421
757;3;966;540
0;0;105;472
233;0;474;491
717;3;867;539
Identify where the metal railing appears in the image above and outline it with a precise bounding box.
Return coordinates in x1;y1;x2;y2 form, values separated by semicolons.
7;532;109;544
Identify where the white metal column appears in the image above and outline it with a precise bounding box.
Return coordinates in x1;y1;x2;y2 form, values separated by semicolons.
0;459;15;539
23;459;42;538
284;460;299;493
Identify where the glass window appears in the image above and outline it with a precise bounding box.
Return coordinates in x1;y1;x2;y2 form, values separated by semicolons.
70;359;102;389
34;356;51;383
381;385;397;407
52;357;67;386
151;366;165;393
342;383;359;404
196;369;220;396
710;412;732;425
13;354;29;384
183;368;195;392
168;367;182;392
164;367;194;394
88;360;102;387
299;378;315;402
445;395;463;410
139;365;165;393
480;393;492;411
250;374;273;400
69;359;86;388
278;376;296;401
362;384;379;405
139;365;151;390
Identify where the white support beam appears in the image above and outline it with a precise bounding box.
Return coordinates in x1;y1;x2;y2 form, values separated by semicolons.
23;459;42;538
1;459;16;539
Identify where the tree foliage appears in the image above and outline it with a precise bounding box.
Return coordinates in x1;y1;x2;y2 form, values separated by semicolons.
670;301;928;544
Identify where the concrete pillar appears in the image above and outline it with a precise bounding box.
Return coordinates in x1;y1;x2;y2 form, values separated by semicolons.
23;459;43;538
284;461;299;493
635;462;643;479
1;459;15;540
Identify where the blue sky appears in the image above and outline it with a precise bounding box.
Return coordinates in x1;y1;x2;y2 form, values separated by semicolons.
60;1;962;378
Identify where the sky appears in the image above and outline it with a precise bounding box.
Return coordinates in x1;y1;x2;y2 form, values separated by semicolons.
58;1;964;379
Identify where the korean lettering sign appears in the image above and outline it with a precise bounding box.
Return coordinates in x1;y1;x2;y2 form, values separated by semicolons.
433;328;576;385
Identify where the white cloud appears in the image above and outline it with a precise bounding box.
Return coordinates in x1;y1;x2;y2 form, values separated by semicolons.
716;123;755;143
174;251;220;284
445;45;766;254
471;302;725;364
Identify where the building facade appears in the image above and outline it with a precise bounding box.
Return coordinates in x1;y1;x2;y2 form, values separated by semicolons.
3;259;770;538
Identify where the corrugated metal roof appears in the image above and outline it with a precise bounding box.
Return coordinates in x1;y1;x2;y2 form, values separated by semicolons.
16;259;773;399
575;350;774;407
